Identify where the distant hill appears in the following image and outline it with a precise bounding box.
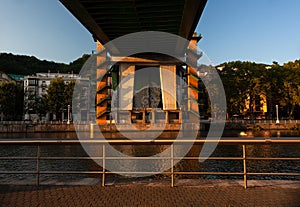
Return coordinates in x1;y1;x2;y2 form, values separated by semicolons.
0;53;91;75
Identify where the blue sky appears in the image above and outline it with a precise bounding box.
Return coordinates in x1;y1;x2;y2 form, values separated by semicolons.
1;0;299;65
197;0;300;65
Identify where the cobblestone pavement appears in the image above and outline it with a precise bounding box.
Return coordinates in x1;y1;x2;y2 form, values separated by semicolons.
0;180;299;207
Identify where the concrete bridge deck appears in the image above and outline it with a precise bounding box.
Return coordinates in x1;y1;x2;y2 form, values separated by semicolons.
1;179;299;207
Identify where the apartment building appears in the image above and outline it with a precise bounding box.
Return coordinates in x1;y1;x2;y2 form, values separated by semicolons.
23;72;90;122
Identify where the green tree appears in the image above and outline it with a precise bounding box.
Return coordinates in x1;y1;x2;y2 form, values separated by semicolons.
35;94;49;119
47;78;66;120
219;61;251;117
0;82;23;120
219;61;268;119
64;80;75;107
280;62;300;119
263;64;285;119
46;78;76;120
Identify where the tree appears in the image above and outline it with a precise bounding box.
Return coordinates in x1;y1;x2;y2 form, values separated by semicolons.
64;80;75;107
0;53;90;75
218;61;251;117
35;94;49;119
219;61;268;119
280;62;300;119
0;82;23;120
45;78;76;121
47;78;66;120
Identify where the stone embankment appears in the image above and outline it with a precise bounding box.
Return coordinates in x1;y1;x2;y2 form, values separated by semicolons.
225;120;300;130
0;123;189;133
0;123;76;133
0;121;299;133
246;123;300;130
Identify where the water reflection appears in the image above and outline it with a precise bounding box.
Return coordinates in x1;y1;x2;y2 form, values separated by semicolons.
0;130;299;180
236;130;300;138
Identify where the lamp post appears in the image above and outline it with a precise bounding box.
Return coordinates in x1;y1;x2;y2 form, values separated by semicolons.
67;104;71;124
276;105;279;124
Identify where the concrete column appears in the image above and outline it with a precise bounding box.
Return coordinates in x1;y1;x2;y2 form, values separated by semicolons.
151;109;156;124
165;111;169;124
160;65;177;110
179;110;182;124
119;64;135;110
142;109;146;124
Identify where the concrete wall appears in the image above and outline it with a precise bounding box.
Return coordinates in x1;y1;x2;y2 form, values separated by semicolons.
0;123;75;133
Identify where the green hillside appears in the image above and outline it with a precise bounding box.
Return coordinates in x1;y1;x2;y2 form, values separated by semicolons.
0;53;90;75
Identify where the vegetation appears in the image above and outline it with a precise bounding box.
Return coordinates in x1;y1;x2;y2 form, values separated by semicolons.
0;52;87;121
218;60;300;120
0;82;23;120
0;53;90;75
1;52;300;121
46;78;75;120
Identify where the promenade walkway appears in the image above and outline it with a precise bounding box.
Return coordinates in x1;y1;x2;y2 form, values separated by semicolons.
0;179;299;207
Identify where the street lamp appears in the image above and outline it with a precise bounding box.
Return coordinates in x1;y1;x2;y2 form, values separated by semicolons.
67;104;71;124
276;105;279;124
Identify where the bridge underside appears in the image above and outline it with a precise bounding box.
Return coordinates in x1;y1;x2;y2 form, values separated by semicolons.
60;0;207;44
60;0;207;125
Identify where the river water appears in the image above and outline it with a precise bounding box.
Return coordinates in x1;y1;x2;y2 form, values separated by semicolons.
0;130;299;181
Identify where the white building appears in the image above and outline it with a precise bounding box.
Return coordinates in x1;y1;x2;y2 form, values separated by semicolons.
23;72;90;122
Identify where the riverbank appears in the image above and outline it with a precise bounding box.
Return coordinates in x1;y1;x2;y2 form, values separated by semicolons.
0;122;200;132
247;122;300;130
0;123;75;133
0;121;299;133
225;120;300;131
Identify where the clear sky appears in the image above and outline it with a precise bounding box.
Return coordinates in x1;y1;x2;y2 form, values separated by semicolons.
1;0;299;65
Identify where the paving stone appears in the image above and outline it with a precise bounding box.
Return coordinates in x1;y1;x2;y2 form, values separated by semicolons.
0;180;300;207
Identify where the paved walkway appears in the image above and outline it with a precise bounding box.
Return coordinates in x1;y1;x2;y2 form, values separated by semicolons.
0;180;299;207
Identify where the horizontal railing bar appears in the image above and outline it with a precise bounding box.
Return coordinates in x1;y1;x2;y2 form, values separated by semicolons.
39;171;102;174
42;156;243;160
104;171;171;175
105;171;244;175
0;171;101;175
1;171;299;177
174;172;244;175
105;157;170;160
0;157;36;160
177;157;243;160
1;156;299;161
246;157;300;161
0;171;36;174
40;157;103;160
0;157;103;160
0;138;300;145
247;173;300;176
104;157;244;160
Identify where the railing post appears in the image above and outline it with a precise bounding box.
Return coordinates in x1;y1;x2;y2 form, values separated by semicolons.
36;144;40;186
171;144;174;187
242;144;247;189
102;144;105;187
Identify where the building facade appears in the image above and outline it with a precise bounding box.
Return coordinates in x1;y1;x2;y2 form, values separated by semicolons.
0;71;13;83
23;72;89;122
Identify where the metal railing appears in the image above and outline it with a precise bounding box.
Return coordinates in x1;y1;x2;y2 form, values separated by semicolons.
0;138;299;189
228;119;300;124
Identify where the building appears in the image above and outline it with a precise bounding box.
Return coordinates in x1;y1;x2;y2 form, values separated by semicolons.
23;72;89;122
8;74;24;86
0;71;13;83
244;94;267;119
